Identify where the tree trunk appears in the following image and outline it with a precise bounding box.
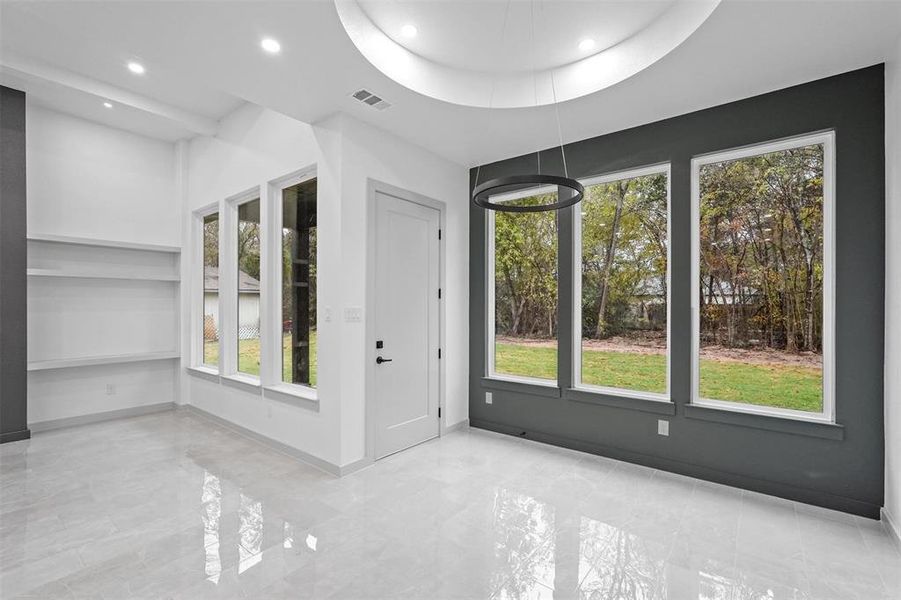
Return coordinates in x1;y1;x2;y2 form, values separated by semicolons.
804;261;815;351
596;182;626;338
511;297;525;335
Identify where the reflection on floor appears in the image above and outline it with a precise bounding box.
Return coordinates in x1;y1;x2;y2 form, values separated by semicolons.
1;411;898;599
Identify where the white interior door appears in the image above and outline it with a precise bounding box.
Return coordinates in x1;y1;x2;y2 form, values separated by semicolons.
373;190;440;459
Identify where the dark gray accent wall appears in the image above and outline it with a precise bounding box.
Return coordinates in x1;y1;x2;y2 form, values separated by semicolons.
0;86;30;444
469;66;885;517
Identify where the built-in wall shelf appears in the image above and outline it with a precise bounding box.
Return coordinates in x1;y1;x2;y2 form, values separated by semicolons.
28;351;180;372
26;268;180;282
27;232;181;368
27;233;181;254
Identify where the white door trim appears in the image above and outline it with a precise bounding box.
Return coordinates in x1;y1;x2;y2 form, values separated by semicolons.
365;179;447;463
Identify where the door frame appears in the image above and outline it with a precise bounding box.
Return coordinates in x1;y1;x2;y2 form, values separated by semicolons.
365;179;447;462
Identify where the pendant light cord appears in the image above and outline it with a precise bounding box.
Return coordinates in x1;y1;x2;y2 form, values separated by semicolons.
474;0;515;192
540;0;569;179
530;0;541;178
474;0;573;197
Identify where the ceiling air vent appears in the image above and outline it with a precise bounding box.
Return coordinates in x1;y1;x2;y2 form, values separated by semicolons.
350;89;391;111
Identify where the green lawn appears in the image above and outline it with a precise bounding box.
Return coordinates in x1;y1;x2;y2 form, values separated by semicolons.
204;333;317;386
495;342;822;412
206;335;821;413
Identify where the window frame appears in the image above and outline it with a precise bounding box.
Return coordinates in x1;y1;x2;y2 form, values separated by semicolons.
263;166;318;400
690;131;836;423
486;183;560;387
223;186;262;384
571;163;672;403
192;202;221;373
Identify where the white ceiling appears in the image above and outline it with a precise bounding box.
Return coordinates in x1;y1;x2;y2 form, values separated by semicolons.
337;0;719;108
357;0;676;74
0;68;198;142
1;0;899;166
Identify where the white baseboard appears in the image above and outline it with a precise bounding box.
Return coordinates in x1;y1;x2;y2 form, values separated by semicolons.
882;508;901;551
444;418;470;434
177;404;343;477
30;402;175;433
338;456;374;476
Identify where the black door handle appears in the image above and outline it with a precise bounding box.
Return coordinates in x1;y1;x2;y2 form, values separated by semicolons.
376;356;393;364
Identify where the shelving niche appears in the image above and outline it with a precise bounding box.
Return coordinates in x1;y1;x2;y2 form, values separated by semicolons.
27;235;181;370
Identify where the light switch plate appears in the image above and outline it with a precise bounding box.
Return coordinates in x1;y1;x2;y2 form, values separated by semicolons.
344;307;362;322
486;391;493;404
657;419;669;436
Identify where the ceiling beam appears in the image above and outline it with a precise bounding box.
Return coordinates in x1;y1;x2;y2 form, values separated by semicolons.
0;53;218;136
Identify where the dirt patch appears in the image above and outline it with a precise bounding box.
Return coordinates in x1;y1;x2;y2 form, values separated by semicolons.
496;334;822;369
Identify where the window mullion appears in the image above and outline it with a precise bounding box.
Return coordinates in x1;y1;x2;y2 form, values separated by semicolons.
557;192;575;391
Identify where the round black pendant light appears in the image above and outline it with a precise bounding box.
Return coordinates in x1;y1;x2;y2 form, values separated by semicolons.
470;0;583;213
472;174;584;213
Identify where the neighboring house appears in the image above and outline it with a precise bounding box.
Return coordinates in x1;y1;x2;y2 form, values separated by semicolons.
699;282;762;306
629;278;666;326
203;267;261;340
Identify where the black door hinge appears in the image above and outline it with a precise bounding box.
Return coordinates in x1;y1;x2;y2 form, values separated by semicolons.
438;288;441;299
438;229;442;240
438;348;442;359
438;407;442;419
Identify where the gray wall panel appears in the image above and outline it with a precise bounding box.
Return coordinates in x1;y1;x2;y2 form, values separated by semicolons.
469;66;885;517
0;85;30;443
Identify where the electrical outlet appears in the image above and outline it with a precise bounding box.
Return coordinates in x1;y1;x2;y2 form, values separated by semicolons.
485;392;493;404
106;384;116;396
324;306;333;322
657;419;669;436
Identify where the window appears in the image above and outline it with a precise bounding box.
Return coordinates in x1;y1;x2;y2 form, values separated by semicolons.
236;198;261;376
574;166;670;398
692;132;834;420
488;188;559;383
281;178;317;387
202;212;219;367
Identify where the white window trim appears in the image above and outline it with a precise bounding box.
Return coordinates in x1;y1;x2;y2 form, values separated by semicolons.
572;163;672;403
262;165;318;398
224;186;262;380
690;131;836;423
486;190;559;386
192;201;220;371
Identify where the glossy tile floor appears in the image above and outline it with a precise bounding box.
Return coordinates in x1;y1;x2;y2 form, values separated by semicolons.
1;412;899;599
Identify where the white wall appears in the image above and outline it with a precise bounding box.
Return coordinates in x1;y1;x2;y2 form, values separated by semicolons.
27;105;178;245
26;106;181;425
885;37;901;538
337;116;470;465
183;104;468;470
28;361;177;424
183;103;341;462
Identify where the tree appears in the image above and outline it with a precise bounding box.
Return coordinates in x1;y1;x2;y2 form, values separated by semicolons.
494;193;558;338
580;173;668;340
595;181;626;337
203;217;219;267
699;144;824;353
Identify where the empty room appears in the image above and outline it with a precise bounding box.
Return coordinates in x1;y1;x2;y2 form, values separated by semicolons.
1;0;900;598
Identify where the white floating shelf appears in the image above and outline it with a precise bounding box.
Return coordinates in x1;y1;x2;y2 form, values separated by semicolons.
27;268;179;282
28;351;180;371
28;233;181;254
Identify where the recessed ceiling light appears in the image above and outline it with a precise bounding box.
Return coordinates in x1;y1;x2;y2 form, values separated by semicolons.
401;24;417;38
578;38;596;52
127;62;145;75
103;102;113;109
261;38;281;54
